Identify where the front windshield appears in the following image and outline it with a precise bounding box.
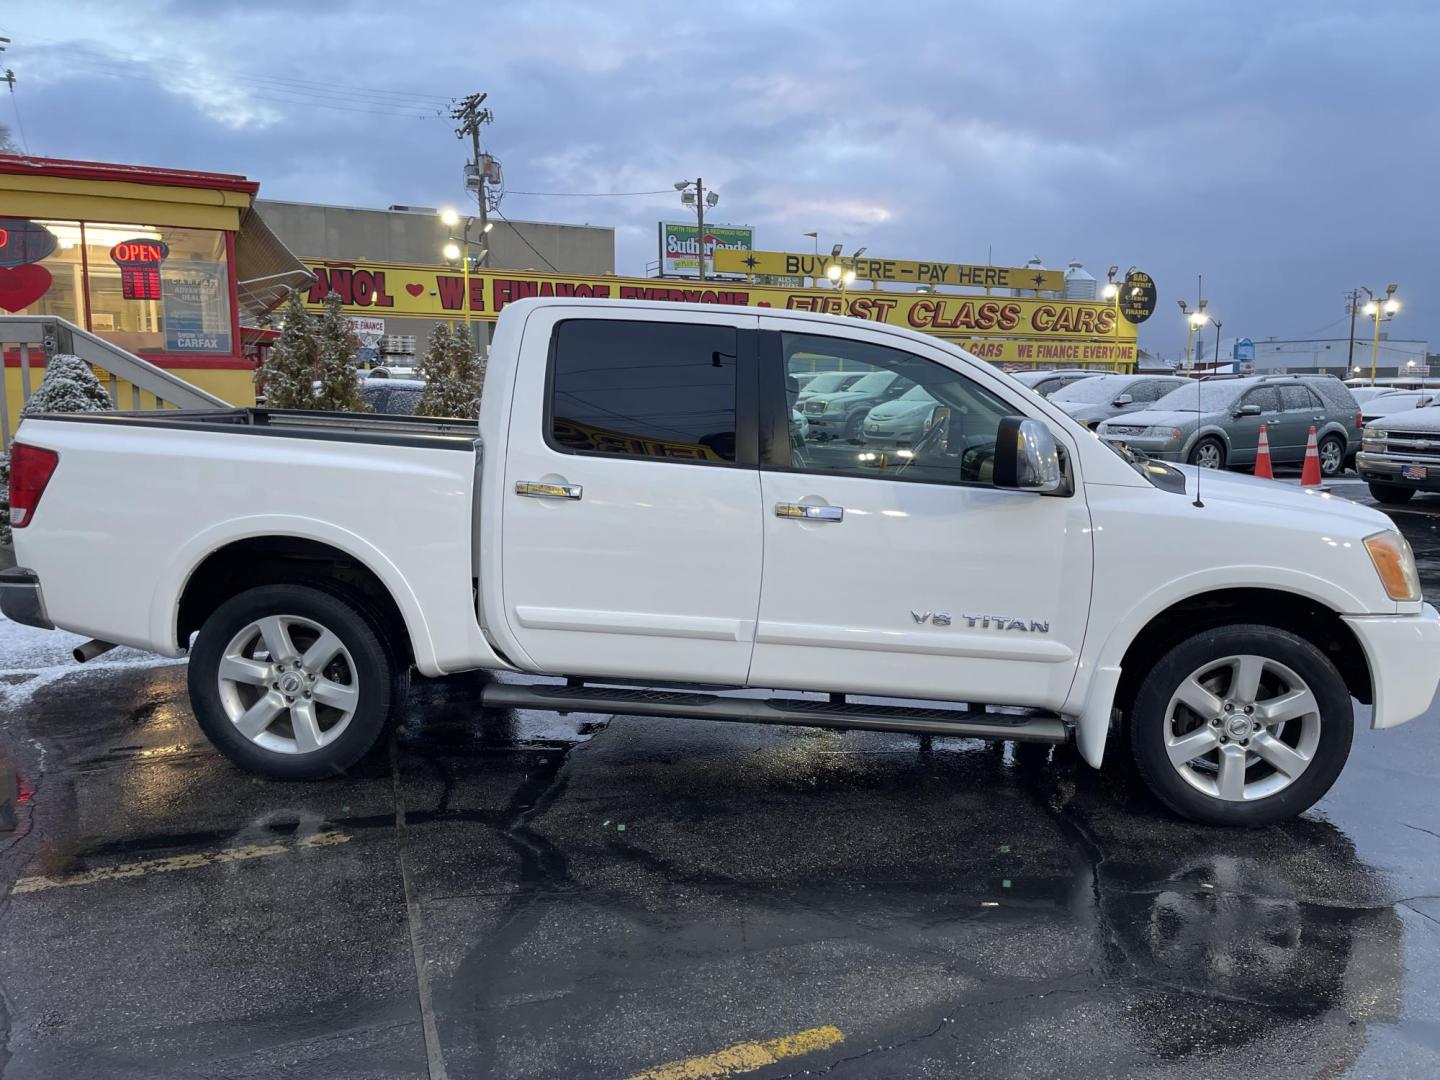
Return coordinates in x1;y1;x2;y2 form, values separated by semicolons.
1052;375;1131;404
1152;380;1243;412
846;371;896;395
895;385;936;403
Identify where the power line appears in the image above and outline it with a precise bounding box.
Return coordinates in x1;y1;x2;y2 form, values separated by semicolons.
490;206;561;273
506;188;675;197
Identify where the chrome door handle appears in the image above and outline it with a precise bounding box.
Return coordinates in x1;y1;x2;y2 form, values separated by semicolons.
515;481;583;500
775;502;843;522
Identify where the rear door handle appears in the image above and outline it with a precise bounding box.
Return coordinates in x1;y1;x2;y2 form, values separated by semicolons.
515;481;583;500
775;502;843;522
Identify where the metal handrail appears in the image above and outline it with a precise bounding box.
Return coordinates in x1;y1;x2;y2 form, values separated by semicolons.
0;315;227;448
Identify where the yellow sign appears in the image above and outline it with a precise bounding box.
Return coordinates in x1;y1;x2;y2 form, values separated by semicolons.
947;339;1136;366
711;249;1065;292
300;261;1133;346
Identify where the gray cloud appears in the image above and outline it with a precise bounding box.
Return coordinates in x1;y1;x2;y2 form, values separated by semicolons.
7;0;1436;356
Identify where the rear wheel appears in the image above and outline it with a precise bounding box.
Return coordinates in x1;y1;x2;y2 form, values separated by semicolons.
187;584;403;779
1188;437;1226;470
1129;625;1352;826
1318;435;1345;477
1369;482;1416;505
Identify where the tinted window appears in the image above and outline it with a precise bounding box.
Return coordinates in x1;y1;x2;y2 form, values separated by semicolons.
1280;385;1318;410
781;332;1014;485
550;320;738;463
1242;387;1282;412
1132;379;1181;403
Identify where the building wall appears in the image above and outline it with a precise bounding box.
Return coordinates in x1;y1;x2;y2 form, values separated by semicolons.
1251;336;1429;378
256;199;615;352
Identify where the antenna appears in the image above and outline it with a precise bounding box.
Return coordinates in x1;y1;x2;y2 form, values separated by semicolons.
1192;274;1205;509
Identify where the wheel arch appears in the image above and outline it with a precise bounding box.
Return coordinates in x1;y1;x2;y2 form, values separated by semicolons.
163;520;433;671
1070;583;1373;768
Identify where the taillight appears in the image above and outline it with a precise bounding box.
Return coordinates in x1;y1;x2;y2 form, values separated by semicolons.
1355;412;1363;431
8;443;59;528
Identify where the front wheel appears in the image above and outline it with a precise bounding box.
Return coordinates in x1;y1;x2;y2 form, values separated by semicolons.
187;583;404;779
1318;435;1346;477
1188;437;1226;470
1129;625;1353;826
1369;482;1416;505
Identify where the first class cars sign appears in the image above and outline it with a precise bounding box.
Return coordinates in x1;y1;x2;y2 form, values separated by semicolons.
301;260;1137;344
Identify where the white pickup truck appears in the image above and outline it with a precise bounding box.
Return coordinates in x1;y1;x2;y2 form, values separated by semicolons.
6;298;1438;825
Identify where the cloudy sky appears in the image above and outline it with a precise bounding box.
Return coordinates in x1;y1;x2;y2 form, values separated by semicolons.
5;0;1436;359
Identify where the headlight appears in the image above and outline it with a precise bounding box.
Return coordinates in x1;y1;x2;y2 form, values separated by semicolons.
825;401;847;414
1364;530;1422;602
1362;432;1385;452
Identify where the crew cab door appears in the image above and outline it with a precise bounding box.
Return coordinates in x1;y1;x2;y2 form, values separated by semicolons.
750;324;1093;709
498;310;763;683
1230;385;1282;465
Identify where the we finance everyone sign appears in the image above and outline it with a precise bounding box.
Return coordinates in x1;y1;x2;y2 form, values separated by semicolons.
301;261;1137;361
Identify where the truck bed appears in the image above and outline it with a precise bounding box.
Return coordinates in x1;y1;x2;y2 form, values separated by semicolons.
34;407;479;450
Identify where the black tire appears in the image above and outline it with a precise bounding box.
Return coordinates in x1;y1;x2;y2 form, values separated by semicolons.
1318;434;1346;477
1369;482;1416;505
187;583;403;779
1188;436;1226;470
1129;624;1353;826
844;412;865;443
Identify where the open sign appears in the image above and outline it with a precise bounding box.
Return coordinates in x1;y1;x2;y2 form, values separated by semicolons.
110;238;169;300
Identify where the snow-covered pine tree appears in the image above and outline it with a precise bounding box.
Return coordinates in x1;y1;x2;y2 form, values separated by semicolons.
1;354;112;542
416;322;483;419
312;292;368;412
23;354;113;415
254;289;319;409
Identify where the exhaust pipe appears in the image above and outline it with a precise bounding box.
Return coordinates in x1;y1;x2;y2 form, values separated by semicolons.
73;639;117;664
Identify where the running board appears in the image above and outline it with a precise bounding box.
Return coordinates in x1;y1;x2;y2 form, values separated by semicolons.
478;683;1069;744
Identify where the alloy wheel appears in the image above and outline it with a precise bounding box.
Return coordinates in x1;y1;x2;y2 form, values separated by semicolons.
1163;654;1321;802
216;615;360;754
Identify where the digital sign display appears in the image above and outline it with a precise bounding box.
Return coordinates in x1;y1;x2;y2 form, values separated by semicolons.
110;238;170;301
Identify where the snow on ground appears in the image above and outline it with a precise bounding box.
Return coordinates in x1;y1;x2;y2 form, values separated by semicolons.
0;616;183;709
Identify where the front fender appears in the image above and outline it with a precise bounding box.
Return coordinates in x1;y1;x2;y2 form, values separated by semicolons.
1065;567;1375;768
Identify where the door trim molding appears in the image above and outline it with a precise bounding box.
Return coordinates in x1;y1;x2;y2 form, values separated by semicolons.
515;605;756;642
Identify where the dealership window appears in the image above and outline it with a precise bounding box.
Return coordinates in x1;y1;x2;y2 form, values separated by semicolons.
549;319;738;462
0;218;85;324
783;332;1013;485
84;224;233;355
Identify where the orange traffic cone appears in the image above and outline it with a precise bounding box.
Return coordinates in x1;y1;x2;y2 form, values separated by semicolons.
1254;423;1274;479
1300;425;1323;487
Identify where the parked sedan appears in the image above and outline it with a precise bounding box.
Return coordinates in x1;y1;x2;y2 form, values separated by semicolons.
1049;373;1188;429
1097;375;1361;475
860;385;940;448
1361;390;1436;423
1011;368;1099;398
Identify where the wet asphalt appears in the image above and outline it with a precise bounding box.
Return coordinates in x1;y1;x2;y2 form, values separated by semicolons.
3;481;1440;1078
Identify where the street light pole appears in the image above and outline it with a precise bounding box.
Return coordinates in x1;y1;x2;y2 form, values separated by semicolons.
694;177;706;281
1361;284;1401;385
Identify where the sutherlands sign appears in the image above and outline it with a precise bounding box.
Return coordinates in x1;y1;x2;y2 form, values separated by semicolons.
658;222;753;278
713;249;1065;292
301;261;1137;359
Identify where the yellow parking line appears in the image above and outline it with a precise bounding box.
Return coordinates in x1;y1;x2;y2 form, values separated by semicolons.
11;830;350;895
628;1024;844;1080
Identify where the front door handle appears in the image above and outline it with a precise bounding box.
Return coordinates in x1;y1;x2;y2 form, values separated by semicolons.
775;502;843;522
516;481;583;500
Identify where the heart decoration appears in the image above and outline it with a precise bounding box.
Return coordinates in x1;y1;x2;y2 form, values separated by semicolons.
0;264;53;312
405;283;425;297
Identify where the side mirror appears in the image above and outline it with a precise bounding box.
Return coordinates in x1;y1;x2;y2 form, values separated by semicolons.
993;417;1062;493
1112;394;1134;406
1236;403;1262;416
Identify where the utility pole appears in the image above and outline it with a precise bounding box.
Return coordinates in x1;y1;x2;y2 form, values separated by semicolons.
1346;287;1360;378
451;92;493;267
